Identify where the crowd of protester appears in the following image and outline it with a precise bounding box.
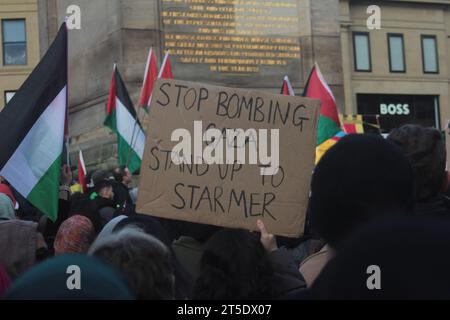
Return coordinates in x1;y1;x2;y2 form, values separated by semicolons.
1;124;450;299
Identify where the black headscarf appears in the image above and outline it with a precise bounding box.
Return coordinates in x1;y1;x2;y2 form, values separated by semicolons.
310;134;415;249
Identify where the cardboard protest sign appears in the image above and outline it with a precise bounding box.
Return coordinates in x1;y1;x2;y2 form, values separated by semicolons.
136;79;320;237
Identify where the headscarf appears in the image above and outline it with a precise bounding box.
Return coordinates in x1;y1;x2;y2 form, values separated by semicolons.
54;215;95;255
0;220;38;280
0;183;16;208
0;193;15;220
310;134;415;249
95;215;127;243
4;254;134;299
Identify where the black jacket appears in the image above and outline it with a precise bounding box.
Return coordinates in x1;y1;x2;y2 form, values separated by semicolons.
94;196;117;225
415;194;450;219
268;247;307;298
113;182;132;208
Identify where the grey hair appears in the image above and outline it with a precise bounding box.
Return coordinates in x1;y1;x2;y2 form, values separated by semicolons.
88;224;168;255
88;224;175;300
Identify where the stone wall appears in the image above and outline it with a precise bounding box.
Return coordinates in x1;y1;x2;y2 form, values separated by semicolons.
38;0;344;170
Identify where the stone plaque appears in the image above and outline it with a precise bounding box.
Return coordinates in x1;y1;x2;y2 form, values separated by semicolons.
161;0;302;88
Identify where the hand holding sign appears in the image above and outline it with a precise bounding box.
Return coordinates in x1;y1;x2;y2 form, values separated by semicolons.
257;219;278;252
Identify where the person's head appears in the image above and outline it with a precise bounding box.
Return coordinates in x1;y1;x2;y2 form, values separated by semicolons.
89;226;174;300
310;216;450;299
113;166;132;185
96;215;127;243
0;183;16;208
4;254;134;299
69;193;102;232
113;214;194;299
95;179;114;200
193;229;276;300
310;134;415;250
387;125;446;202
0;220;46;280
53;215;96;255
0;193;15;220
0;183;16;220
91;169;113;184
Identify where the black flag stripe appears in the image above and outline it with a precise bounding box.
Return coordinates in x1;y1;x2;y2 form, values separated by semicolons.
115;68;141;127
0;23;67;168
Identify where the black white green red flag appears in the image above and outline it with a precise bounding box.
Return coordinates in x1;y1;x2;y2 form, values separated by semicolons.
104;65;145;174
0;24;68;221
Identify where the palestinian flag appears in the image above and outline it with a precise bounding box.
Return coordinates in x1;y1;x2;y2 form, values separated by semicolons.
158;51;173;79
78;150;87;193
0;24;67;221
316;131;346;164
104;65;145;174
304;63;341;146
281;75;295;96
340;114;381;135
139;47;158;109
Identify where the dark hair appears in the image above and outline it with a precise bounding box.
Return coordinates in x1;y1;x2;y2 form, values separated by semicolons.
91;170;113;186
113;166;127;183
69;193;102;232
193;229;276;300
310;134;415;249
89;227;174;300
94;179;114;194
387;125;446;201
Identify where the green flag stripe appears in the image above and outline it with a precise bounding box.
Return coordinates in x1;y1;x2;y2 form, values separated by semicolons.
27;154;62;222
317;114;341;146
104;109;117;131
117;133;141;174
105;109;142;173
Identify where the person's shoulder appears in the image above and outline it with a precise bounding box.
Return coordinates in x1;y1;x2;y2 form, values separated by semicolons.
299;244;329;268
417;194;450;219
114;181;128;190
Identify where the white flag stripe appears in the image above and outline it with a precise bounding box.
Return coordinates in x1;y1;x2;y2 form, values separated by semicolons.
0;87;66;197
283;75;295;96
314;63;336;102
147;93;154;108
142;47;153;86
79;149;86;174
116;97;145;159
158;51;170;79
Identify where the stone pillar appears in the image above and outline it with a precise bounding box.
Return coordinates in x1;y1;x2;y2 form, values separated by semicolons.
308;0;344;112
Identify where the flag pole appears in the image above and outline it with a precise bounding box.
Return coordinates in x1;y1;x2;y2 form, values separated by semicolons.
129;49;170;157
65;22;70;167
126;104;142;169
126;48;163;169
126;49;151;169
108;62;137;169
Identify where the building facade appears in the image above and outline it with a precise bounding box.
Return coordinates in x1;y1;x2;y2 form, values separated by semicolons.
341;0;450;133
0;0;40;111
36;0;450;168
38;0;344;169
